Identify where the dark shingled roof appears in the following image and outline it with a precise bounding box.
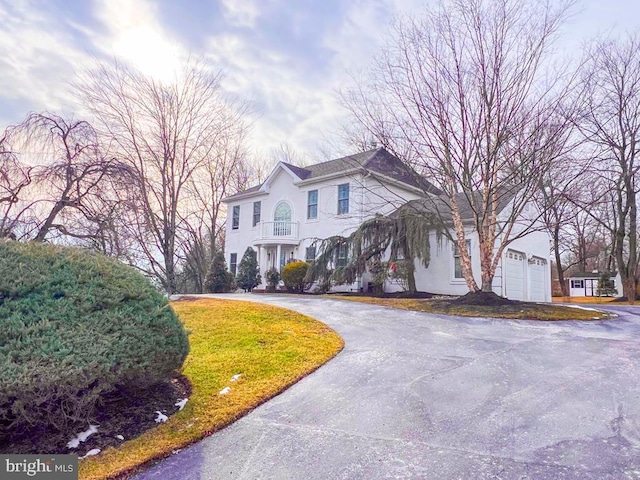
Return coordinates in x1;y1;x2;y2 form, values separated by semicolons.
397;188;517;222
569;271;618;278
223;147;441;201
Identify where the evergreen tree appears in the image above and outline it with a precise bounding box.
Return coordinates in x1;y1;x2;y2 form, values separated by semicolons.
236;247;260;292
205;252;234;293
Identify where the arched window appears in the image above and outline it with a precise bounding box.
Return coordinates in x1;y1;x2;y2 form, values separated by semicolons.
273;202;292;235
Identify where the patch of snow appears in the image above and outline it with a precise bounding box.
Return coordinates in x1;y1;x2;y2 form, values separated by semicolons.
175;398;188;411
79;448;101;459
155;411;168;423
219;386;231;395
67;438;80;449
230;374;242;382
67;425;99;449
433;331;454;338
116;435;124;440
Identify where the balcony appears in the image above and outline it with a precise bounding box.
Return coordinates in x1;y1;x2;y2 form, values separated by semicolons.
254;221;299;245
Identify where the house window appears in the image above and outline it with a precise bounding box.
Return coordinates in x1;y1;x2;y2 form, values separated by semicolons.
253;201;261;227
338;183;349;214
336;243;348;267
307;190;318;219
305;246;316;263
453;240;471;279
274;202;292;236
230;253;237;276
232;205;240;230
571;279;584;289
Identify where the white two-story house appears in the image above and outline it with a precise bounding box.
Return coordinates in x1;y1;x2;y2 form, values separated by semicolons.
222;148;551;302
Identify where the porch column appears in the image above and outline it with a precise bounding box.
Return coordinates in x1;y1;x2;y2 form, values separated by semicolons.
258;246;267;288
276;244;282;272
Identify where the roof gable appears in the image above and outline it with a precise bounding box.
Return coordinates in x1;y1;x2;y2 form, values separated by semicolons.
222;147;441;202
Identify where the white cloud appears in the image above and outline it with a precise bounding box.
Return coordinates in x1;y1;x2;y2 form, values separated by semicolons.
0;1;88;124
92;0;185;83
203;29;348;159
219;0;261;28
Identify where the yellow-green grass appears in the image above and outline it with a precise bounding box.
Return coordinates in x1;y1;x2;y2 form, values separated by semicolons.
79;298;343;480
329;296;612;321
552;296;617;304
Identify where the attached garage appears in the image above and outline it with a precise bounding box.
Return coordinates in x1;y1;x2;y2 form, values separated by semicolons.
528;257;547;302
505;250;525;301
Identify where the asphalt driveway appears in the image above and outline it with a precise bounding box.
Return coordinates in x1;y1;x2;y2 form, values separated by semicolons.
135;295;640;479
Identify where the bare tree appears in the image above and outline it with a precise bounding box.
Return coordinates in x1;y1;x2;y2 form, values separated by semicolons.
575;34;640;302
0;132;33;239
78;59;250;294
179;109;250;293
4;113;124;243
342;0;575;294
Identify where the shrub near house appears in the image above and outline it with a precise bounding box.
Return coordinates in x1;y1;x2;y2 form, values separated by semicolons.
282;261;311;293
0;241;189;440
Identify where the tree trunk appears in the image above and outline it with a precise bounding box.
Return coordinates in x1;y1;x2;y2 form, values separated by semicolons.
34;201;66;242
554;225;568;296
407;259;417;293
624;276;636;305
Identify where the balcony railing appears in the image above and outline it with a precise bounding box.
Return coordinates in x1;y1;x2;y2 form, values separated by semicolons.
254;221;299;243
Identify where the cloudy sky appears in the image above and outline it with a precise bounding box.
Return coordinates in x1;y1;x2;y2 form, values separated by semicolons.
1;0;639;160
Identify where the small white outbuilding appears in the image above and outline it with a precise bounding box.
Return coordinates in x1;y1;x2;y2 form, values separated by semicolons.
567;271;621;298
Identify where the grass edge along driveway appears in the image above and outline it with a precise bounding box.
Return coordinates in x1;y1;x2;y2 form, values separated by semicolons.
79;298;344;480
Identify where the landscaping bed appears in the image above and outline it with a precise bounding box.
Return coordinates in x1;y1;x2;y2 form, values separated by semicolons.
1;376;190;457
331;291;612;321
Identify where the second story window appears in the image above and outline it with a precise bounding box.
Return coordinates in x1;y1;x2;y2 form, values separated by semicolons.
307;190;318;219
253;201;261;227
274;202;292;236
232;205;240;230
338;183;349;214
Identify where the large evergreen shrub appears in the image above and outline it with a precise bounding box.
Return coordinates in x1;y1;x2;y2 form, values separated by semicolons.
205;252;234;293
0;241;189;435
236;247;260;292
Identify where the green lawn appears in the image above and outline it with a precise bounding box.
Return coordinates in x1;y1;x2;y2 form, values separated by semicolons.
80;298;343;480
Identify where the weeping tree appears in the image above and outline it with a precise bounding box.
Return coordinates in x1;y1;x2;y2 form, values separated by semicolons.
306;207;441;293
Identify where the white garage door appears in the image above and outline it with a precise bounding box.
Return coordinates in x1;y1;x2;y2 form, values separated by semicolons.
505;250;525;301
529;257;547;302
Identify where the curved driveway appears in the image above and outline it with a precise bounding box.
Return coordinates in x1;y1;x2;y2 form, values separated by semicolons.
136;295;640;480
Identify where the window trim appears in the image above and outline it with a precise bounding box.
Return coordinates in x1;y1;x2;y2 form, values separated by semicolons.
230;253;238;276
336;243;348;268
452;240;471;281
252;201;261;227
305;246;316;263
337;183;349;215
232;205;240;230
307;190;318;219
570;279;584;289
